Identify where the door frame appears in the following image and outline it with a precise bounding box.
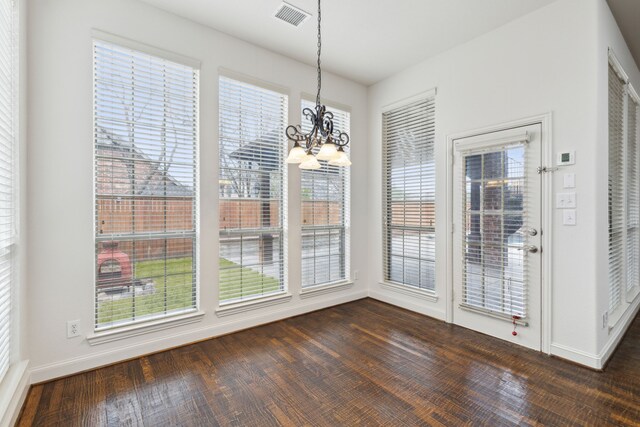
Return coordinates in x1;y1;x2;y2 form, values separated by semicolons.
445;113;553;354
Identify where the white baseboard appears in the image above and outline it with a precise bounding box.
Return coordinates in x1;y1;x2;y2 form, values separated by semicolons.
368;288;446;321
30;290;367;383
0;360;30;427
598;297;640;369
549;343;600;369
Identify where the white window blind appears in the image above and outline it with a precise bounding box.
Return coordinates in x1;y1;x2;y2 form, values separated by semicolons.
218;76;287;304
0;0;16;383
301;100;350;288
609;62;626;314
626;95;639;295
93;40;199;330
382;97;436;291
460;143;528;319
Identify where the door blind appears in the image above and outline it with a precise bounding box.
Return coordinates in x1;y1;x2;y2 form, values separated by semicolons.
218;76;287;304
301;100;350;288
626;96;639;294
0;0;16;383
93;40;199;330
382;97;436;291
608;63;626;313
460;143;528;319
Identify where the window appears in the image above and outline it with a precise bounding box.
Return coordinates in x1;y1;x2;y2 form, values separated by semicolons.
301;100;350;288
218;76;287;304
93;40;199;330
0;0;16;383
608;53;640;316
382;97;436;291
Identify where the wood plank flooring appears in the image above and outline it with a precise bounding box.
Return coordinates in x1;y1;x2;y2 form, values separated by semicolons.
17;299;640;426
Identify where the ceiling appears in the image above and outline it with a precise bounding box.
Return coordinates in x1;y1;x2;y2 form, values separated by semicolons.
607;0;640;72
139;0;557;86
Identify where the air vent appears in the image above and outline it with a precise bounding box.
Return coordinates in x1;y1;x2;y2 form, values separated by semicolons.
274;2;310;27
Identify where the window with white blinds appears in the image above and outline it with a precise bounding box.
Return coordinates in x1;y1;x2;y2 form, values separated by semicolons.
382;97;436;291
218;76;287;304
93;40;199;330
607;55;640;315
301;100;350;288
0;0;16;384
626;95;639;295
609;62;626;314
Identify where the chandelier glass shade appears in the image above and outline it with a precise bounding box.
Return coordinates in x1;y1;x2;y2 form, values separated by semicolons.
285;0;351;169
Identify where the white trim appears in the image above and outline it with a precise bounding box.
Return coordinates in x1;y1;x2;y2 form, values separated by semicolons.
91;29;201;69
0;360;29;427
454;132;529;154
215;292;292;317
300;281;354;299
600;296;640;369
446;113;553;354
628;84;640;105
378;281;439;302
369;288;445;320
30;290;366;383
608;48;630;83
550;343;600;369
381;88;437;113
87;310;205;346
218;67;291;96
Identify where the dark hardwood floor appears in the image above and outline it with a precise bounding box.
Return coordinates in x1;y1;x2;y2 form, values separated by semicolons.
17;299;640;426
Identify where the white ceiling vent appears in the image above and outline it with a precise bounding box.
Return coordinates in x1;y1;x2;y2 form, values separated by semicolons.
274;2;310;27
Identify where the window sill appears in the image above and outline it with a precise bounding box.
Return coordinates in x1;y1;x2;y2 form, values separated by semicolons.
87;310;205;346
216;292;292;317
379;281;439;302
627;286;640;304
300;281;354;299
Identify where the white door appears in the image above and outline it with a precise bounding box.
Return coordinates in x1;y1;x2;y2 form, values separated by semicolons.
452;124;542;350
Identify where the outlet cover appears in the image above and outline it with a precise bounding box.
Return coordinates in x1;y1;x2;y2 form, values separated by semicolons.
67;320;80;338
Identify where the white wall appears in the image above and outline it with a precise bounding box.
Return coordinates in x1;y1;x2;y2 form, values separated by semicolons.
26;0;368;382
367;0;607;366
595;0;640;365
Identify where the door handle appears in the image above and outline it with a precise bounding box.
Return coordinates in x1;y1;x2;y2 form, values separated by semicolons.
520;227;538;236
518;245;539;253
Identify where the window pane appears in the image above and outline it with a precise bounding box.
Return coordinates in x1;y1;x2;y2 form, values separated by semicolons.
93;40;199;329
218;76;287;304
300;100;350;288
383;97;435;291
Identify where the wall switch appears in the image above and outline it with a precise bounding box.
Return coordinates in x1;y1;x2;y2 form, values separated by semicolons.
563;173;575;189
67;320;80;338
556;192;577;209
563;209;577;226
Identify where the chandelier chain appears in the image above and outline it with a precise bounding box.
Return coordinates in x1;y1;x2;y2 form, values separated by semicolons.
316;0;321;107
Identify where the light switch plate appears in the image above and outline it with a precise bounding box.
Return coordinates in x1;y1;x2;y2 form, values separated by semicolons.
563;173;575;189
556;192;577;209
563;209;577;226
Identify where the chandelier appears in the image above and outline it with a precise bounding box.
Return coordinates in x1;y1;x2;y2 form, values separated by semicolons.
285;0;351;169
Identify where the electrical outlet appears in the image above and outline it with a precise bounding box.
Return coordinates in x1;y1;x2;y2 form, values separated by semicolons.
67;320;80;338
353;270;359;281
603;312;608;329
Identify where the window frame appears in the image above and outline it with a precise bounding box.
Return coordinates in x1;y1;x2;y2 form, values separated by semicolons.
299;96;351;290
91;33;201;332
381;91;437;295
608;48;640;326
217;72;289;307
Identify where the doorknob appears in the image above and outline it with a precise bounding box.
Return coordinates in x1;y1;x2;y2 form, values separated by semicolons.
521;227;538;236
518;245;539;253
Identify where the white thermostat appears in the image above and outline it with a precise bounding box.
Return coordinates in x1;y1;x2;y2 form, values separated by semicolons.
557;150;575;166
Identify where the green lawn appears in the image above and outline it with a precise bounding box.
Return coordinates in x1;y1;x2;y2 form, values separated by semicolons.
97;257;281;327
